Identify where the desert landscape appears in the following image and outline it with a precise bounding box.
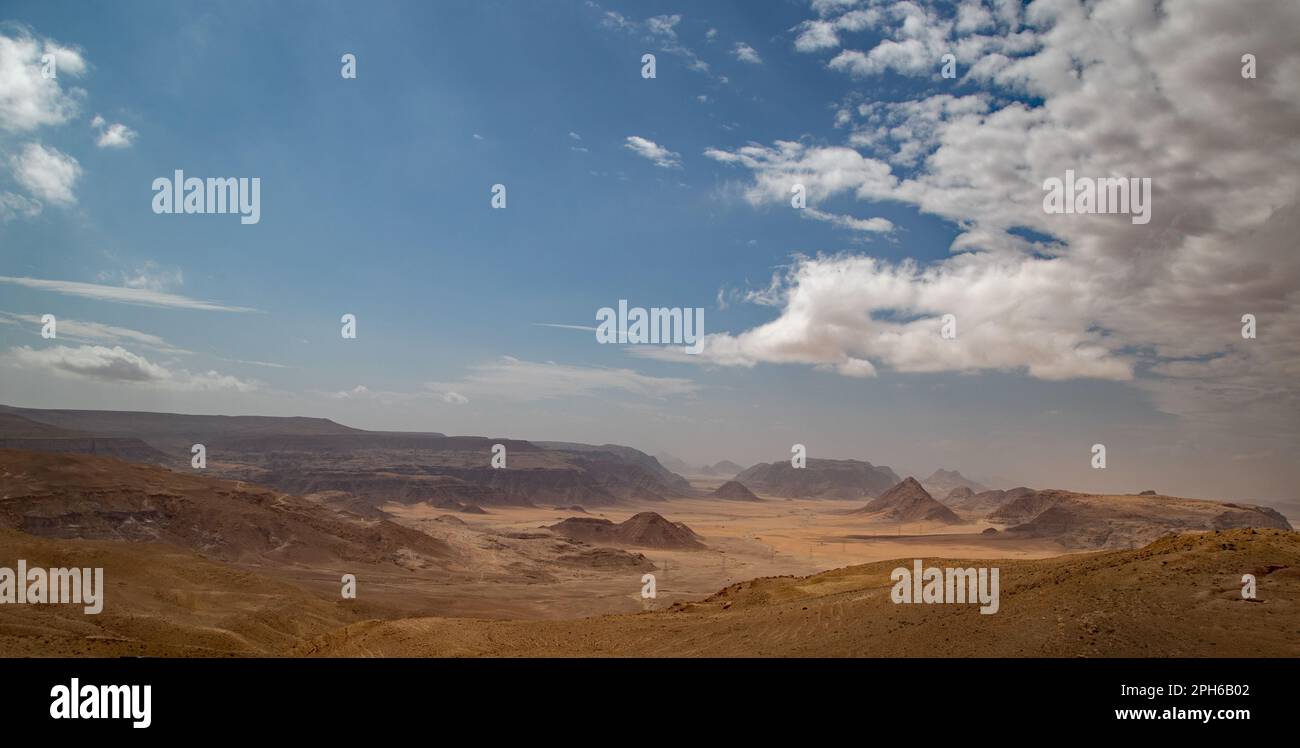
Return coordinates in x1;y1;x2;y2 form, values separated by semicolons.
0;404;1293;658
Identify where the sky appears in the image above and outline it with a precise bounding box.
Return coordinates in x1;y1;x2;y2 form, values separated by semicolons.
1;0;1298;503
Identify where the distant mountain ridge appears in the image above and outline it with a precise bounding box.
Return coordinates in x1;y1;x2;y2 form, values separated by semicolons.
653;453;747;478
0;405;691;509
920;469;987;498
735;458;900;499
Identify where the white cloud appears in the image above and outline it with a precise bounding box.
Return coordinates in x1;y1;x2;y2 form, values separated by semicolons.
92;116;137;148
6;344;257;391
800;1;1032;80
649;253;1133;381
697;0;1300;443
8;142;81;204
793;7;883;53
705;140;896;204
624;135;682;169
0;28;85;132
645;14;681;38
733;42;763;64
0;275;258;312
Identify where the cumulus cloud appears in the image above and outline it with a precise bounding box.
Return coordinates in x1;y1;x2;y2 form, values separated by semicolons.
699;0;1300;441
732;42;763;64
6;344;257;391
624;136;682;169
705;140;896;204
91;114;137;148
8;142;80;204
0;27;85;132
800;0;1034;79
793;7;883;53
650;252;1133;381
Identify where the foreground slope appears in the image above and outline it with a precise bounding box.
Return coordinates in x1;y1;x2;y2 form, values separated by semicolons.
296;528;1300;657
0;528;367;657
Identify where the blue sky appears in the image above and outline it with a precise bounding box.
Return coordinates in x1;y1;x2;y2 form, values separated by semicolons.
2;1;1298;503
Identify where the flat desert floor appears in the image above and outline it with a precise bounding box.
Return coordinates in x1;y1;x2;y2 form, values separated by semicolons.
363;479;1067;622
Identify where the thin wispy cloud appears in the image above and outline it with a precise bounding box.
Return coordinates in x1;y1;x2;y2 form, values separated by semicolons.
0;311;189;354
533;322;598;332
588;3;715;77
425;356;700;402
0;276;259;312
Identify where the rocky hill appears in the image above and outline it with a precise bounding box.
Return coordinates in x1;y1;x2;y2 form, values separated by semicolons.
711;480;761;501
989;489;1294;549
548;511;705;550
853;477;962;524
0;449;453;567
